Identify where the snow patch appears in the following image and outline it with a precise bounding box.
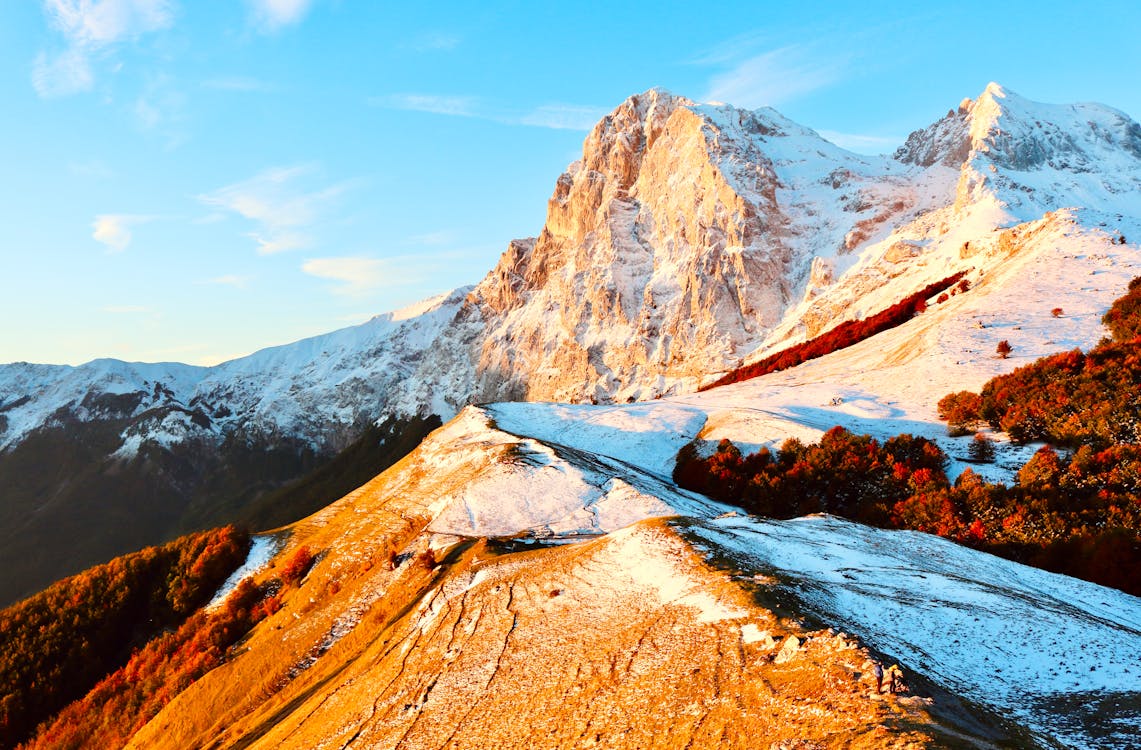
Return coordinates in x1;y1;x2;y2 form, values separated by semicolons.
206;535;282;609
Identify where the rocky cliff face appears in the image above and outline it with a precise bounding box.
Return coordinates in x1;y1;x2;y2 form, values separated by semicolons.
411;88;923;405
468;90;792;403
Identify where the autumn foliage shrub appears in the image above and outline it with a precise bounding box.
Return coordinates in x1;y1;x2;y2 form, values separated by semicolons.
280;545;315;584
21;577;275;750
675;435;1141;596
0;526;249;749
1101;275;1141;341
675;428;948;526
14;536;323;750
937;391;983;435
702;271;968;390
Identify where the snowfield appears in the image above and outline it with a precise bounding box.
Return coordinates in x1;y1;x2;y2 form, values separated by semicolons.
689;514;1141;749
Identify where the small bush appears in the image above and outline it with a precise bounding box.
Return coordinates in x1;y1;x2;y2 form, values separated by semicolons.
414;550;437;570
1051;307;1064;318
968;433;996;463
996;340;1012;359
281;546;315;585
938;391;982;428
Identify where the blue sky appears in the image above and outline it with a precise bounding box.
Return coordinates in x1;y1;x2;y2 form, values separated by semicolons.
2;0;1139;366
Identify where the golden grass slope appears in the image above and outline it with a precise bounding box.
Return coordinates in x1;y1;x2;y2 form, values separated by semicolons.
126;410;970;749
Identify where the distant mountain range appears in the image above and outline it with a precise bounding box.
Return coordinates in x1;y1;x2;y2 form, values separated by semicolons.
2;83;1140;605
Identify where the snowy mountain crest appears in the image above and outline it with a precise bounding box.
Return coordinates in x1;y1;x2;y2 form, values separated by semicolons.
1;85;1140;572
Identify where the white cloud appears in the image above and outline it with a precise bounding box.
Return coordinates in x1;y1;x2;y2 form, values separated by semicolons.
247;0;314;32
32;48;94;97
704;44;846;109
43;0;174;46
199;165;349;254
374;94;605;131
92;213;154;252
248;232;308;255
34;0;175;98
520;104;608;131
817;130;904;155
302;256;408;298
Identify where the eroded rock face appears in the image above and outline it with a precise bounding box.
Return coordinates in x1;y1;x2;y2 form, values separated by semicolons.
466;89;799;404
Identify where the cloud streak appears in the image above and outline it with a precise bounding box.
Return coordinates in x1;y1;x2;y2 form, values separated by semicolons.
373;94;605;131
376;94;479;117
704;44;847;109
199;165;350;254
301;256;412;298
92;213;156;252
247;0;315;32
34;0;175;97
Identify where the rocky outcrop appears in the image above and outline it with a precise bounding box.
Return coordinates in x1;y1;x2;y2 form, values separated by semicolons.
463;90;845;403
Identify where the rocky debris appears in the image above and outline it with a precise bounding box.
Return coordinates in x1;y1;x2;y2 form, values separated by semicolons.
775;634;803;664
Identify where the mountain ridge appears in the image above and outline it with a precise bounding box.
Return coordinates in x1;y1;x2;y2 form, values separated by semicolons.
2;82;1140;605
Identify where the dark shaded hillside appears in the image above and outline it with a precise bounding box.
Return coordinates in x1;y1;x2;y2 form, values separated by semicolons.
0;414;440;607
235;414;442;531
0;526;248;748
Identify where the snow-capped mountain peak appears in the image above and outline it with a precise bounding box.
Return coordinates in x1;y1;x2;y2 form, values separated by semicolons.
895;82;1141;217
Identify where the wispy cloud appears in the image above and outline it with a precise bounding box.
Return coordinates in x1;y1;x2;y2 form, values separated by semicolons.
199;165;350;254
32;48;94;98
520;104;608;131
301;256;412;298
377;93;479;117
34;0;175;98
704;43;846;109
373;94;605;131
92;213;156;252
247;0;315;32
817;130;903;155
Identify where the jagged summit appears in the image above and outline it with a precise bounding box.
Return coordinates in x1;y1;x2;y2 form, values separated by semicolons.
898;82;1141;168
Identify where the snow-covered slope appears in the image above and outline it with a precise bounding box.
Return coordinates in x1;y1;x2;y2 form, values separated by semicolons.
0;287;469;454
691;514;1141;749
